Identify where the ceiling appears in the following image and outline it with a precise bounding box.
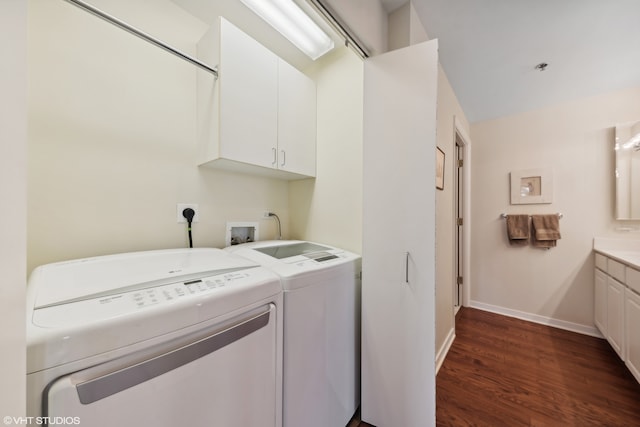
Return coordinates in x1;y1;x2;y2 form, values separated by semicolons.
404;0;640;122
109;0;640;124
170;0;343;72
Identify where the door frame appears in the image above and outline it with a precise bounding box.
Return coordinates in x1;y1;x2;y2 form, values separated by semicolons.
453;116;471;309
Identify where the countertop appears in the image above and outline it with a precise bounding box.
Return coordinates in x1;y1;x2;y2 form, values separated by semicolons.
594;237;640;270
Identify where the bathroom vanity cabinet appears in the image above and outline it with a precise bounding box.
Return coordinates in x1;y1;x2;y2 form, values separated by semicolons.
626;285;640;381
594;249;640;383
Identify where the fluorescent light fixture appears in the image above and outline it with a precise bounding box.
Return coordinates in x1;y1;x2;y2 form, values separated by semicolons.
240;0;334;60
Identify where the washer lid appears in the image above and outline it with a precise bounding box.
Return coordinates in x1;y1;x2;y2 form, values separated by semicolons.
253;242;331;259
29;248;258;309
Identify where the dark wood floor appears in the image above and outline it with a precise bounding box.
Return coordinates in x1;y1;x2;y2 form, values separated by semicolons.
438;307;640;426
353;307;640;427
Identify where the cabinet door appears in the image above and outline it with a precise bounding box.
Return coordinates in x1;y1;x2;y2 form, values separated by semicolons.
594;268;607;335
362;39;439;427
219;18;278;169
277;59;316;177
607;276;626;359
626;288;640;383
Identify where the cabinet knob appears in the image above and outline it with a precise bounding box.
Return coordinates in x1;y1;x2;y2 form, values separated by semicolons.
280;150;286;167
272;148;277;166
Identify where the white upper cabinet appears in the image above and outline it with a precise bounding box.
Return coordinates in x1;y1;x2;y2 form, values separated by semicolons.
218;17;278;170
277;59;317;177
197;17;316;180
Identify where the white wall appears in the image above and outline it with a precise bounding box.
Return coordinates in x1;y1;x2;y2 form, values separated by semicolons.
0;0;27;416
470;85;640;332
388;5;410;51
388;2;429;51
289;47;364;254
28;0;288;272
323;0;388;56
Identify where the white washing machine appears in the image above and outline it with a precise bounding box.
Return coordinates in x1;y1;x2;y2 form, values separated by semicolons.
27;248;283;427
225;240;361;427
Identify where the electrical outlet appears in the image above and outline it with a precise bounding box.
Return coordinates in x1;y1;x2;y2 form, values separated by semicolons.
177;203;199;223
262;210;272;218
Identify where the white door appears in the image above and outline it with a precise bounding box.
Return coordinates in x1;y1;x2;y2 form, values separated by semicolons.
455;136;465;311
362;39;439;427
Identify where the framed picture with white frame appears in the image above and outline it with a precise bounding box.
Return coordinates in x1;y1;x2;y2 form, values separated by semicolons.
510;167;553;204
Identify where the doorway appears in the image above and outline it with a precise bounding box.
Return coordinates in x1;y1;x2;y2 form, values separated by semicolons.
453;118;471;314
454;135;464;313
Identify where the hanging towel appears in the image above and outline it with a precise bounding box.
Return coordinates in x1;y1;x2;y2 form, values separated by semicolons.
531;214;561;248
506;214;530;246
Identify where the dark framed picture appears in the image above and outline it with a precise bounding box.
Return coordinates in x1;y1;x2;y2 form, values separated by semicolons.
436;147;445;190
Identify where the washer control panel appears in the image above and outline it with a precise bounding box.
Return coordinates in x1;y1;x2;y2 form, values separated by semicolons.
283;251;351;268
127;273;250;309
33;271;256;327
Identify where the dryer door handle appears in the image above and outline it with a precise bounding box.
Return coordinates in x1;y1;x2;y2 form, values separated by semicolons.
74;305;273;404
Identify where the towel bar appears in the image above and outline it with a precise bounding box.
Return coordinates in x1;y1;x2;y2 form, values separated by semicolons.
500;213;563;219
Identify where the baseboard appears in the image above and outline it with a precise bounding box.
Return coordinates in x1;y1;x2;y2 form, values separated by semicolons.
435;327;456;374
469;300;604;338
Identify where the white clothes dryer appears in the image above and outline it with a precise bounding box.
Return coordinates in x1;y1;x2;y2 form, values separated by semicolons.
225;240;361;427
27;248;283;427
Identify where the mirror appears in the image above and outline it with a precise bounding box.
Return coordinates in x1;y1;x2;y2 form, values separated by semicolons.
615;121;640;219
